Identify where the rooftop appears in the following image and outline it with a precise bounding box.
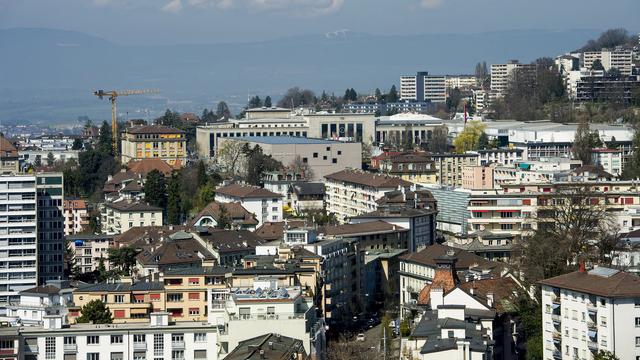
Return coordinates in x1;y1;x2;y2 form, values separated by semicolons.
235;136;338;145
216;183;283;199
324;169;412;188
225;333;307;360
126;125;185;135
104;200;162;212
320;220;407;237
539;267;640;298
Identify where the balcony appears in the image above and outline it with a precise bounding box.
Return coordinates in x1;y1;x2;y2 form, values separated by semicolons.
551;314;561;324
587;321;597;330
551;330;561;341
588;341;598;351
587;301;597;313
133;342;146;351
552;350;562;359
551;294;560;304
24;344;38;353
63;344;77;353
172;341;185;350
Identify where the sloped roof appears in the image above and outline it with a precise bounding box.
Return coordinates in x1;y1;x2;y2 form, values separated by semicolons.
254;221;308;241
216;183;282;199
539;268;640;298
190;201;258;227
320;221;407;236
290;182;325;196
126;125;184;135
324;169;412;188
128;158;177;176
20;285;60;296
459;277;520;313
0;135;18;157
137;238;215;266
400;244;505;275
104;201;162;212
225;333;307;360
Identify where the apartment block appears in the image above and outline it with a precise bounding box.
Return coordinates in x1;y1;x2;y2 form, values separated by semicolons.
432;153;479;187
35;173;65;284
100;201;163;235
591;148;623;177
490;60;536;99
399;72;447;103
583;49;633;75
67;234;113;274
214;183;283;226
540;267;640;360
0;136;19;175
63;199;89;236
121;125;187;167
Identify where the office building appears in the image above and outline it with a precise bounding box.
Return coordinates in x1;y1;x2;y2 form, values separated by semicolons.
539;267;640;360
120;125;187;167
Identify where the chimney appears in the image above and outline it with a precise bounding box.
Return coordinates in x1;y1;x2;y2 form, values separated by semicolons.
579;261;586;273
259;349;265;359
487;292;494;308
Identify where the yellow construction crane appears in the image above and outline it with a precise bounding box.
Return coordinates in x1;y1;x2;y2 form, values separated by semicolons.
93;89;160;154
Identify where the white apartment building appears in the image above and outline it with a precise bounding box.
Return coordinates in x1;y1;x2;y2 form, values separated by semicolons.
100;201;163;235
399;72;447;103
540;267;640;360
591;148;623;177
445;75;478;90
3;283;72;327
208;282;325;358
21;312;219;360
324;169;412;222
583;49;633;76
67;234;113;274
490;60;536;99
0;175;37;314
214;183;283;226
469;148;524;166
473;89;487;112
400;75;420;100
424;75;447;103
63;199;89;236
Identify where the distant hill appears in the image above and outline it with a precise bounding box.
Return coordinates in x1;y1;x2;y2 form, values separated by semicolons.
0;27;601;123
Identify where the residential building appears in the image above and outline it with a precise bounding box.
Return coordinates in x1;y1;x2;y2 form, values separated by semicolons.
225;333;309;360
424;185;472;236
378;152;438;185
490;60;536;99
289;182;324;214
20;312;219;360
102;170;145;202
470;148;523;166
576;74;640;104
363;249;407;311
432;153;479;187
2;283;73;327
135;232;217;278
0;136;19;175
214;183;283;226
343;101;435;115
190;201;258;231
445;75;478;90
67;234;113;274
319;221;410;251
539;267;640;360
555;54;580;75
462;164;495;190
209;282;325;359
0;175;38;313
323;169;411;222
591;148;623;176
217;137;362;181
583;49;634;75
448;230;514;262
473;89;487;112
36;173;65;284
399;72;447;103
100;201;163;235
120;125;187;167
63;199;89;236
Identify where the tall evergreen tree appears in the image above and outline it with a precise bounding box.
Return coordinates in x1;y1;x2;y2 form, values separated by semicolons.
76;300;112;324
264;96;272;108
98;121;113;155
196;160;208;188
216;101;231;120
573;119;595;165
387;85;399;102
167;173;183;225
144;170;167;208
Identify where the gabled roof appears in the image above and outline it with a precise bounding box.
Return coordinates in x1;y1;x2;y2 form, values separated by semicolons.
225;333;308;360
137;237;215;266
254;221;308;241
104;201;162;212
216;183;282;199
0;135;18;157
290;182;325;196
320;220;407;237
76;282;165;293
128;158;177;177
20;285;60;296
538;268;640;298
190;201;258;227
324;169;412;188
400;244;505;275
459;277;520;313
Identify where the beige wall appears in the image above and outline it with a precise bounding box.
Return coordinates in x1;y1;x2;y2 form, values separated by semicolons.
462;165;495;190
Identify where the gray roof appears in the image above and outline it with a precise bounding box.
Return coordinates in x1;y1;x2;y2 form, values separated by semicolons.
76;282;165;292
291;182;325;196
163;266;229;276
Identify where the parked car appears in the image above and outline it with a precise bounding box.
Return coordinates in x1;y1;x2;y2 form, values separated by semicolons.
356;333;366;342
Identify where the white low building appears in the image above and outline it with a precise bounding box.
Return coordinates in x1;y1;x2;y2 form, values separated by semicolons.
100;201;163;235
591;148;623;177
214;183;283;226
2;284;72;327
539;267;640;360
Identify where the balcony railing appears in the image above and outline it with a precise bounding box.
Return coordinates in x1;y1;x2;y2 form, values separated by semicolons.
587;321;597;330
551;314;561;324
171;341;185;350
133;342;146;351
63;344;77;353
587;341;598;351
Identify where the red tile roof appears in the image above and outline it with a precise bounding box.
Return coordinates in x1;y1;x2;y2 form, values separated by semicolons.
216;183;282;199
539;268;640;298
324;169;412;188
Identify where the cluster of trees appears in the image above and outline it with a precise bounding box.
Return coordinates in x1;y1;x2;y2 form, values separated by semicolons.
215;142;282;185
572;119;604;165
343;88;358;102
452;121;496;153
71;246;140;283
247;95;273;109
474;61;489;88
578;28;638;52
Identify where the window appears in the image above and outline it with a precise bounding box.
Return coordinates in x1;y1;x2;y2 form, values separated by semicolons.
167;293;183;302
272;207;278;211
45;337;56;359
64;336;76;345
636;299;640;308
332;158;337;164
110;353;124;360
134;334;146;343
101;294;108;303
111;335;123;344
636;318;640;327
87;336;100;345
133;352;146;360
500;224;513;230
194;350;206;359
171;334;184;344
601;316;607;326
194;333;206;342
600;298;606;306
313;152;318;158
114;295;125;303
637;337;640;347
171;351;184;360
87;354;100;360
189;308;200;316
154;334;164;357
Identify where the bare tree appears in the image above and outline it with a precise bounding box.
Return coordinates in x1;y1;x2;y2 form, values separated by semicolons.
215;140;247;178
288;155;314;181
327;337;376;360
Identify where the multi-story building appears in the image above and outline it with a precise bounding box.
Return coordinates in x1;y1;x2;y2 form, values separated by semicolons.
575;74;640;104
120;125;187;167
21;312;219;360
374;113;445;146
399;72;447;103
378;152;438;185
324;169;412;222
591;148;623;177
470;148;524;166
217;136;362;181
473;89;487;112
432;153;479;187
3;283;73;326
444;75;478;90
0;175;37;313
490;60;536;99
35;173;65;285
67;234;113;274
214;183;283;226
424;185;472;236
100;201;163;235
539;266;640;360
190;201;258;231
583;49;634;75
63;199;89;236
0;136;19;175
461;164;495;190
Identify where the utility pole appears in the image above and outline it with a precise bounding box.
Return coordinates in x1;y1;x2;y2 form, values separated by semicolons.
383;325;387;360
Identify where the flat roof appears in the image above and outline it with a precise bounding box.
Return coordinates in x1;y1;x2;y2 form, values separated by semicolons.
237;136;339;145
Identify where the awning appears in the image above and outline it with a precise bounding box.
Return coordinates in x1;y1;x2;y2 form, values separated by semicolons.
588;330;597;338
519;163;531;170
552;304;560;309
130;308;148;314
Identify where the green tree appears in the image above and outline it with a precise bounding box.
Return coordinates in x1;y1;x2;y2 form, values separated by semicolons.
387;85;399;102
593;351;620;360
248;95;262;108
107;246;140;276
573;119;599;165
76;299;113;324
374;88;382;101
196;160;208;188
427;125;449;153
446;87;462;112
243;145;283;185
216;101;231;119
276;87;316;108
72;138;84;150
144;170;167;208
167;173;184;225
264;96;272;108
98;121;113;155
453;121;486;153
194;182;216;212
46;152;55;166
157;109;181;127
591;59;605;71
33;155;42;168
216;204;231;229
477;132;489;150
623;126;640;179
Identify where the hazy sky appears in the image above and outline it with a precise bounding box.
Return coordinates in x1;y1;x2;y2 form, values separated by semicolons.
1;0;639;45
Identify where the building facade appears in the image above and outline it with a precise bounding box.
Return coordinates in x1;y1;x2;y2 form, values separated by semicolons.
63;199;89;236
121;125;187;167
100;201;163;235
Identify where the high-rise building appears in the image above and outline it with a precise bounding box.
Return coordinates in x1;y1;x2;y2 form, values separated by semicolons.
490;60;536;100
35;173;65;285
583;49;633;76
399;71;447;103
